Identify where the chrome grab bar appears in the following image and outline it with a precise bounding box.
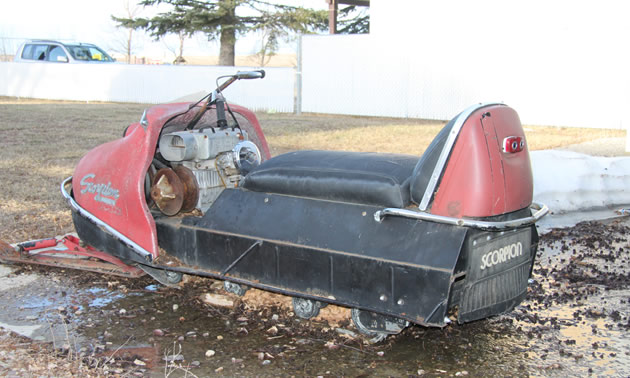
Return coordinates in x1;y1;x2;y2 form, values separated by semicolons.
374;202;549;231
60;176;154;261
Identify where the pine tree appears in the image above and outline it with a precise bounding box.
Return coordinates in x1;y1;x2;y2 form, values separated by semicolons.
113;0;330;66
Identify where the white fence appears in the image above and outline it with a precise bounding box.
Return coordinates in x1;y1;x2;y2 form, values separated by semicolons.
0;62;295;112
2;36;629;131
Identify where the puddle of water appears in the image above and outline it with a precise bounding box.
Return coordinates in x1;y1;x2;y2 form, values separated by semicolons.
19;296;54;310
85;287;125;308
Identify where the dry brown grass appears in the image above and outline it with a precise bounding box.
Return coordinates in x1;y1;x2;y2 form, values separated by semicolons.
0;99;146;242
258;112;625;156
257;113;446;156
0;97;624;243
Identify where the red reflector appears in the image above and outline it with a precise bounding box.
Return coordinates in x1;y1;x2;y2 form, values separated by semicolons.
503;136;524;153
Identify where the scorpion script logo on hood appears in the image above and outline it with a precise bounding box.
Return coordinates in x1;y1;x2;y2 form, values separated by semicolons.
80;174;120;206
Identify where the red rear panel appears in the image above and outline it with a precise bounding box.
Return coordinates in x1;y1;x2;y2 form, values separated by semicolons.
430;105;533;218
483;106;533;212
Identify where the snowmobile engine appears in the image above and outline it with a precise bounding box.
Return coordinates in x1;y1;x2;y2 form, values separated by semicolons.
155;128;261;215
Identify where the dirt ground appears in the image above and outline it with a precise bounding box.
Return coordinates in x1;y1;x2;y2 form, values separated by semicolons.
0;98;629;376
0;218;628;376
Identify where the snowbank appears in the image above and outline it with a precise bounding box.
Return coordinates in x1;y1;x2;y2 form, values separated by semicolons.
532;150;630;214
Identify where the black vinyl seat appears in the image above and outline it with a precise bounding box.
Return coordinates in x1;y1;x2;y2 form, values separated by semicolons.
241;116;458;209
241;150;419;208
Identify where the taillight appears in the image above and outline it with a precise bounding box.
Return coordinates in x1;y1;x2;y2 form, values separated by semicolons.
502;136;525;153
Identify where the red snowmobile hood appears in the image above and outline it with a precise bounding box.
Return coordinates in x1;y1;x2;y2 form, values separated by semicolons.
71;102;270;259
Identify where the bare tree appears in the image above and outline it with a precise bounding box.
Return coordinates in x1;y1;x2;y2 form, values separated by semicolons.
0;38;9;62
162;30;187;64
111;0;142;63
0;29;18;62
254;28;279;67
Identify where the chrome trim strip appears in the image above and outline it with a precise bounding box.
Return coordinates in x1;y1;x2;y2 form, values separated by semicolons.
374;202;549;231
418;102;505;211
60;176;153;261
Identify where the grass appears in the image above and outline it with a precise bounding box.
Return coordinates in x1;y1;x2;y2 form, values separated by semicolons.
258;112;626;156
0;99;146;242
0;96;625;243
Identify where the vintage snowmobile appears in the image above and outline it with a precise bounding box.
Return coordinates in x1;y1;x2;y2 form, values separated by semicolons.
1;70;548;341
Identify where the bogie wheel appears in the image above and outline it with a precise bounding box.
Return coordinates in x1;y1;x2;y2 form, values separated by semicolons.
351;308;388;343
164;270;183;285
223;281;248;296
292;297;322;319
139;265;183;287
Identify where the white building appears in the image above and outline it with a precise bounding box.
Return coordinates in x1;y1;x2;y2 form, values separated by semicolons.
302;0;630;128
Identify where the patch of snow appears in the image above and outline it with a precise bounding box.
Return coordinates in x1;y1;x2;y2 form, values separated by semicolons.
0;322;42;338
0;266;15;278
0;267;39;291
532;150;630;214
532;150;630;231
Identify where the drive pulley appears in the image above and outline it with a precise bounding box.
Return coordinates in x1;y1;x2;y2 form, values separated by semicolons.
150;166;199;216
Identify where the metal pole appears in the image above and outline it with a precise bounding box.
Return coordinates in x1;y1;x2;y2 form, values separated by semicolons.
294;34;303;115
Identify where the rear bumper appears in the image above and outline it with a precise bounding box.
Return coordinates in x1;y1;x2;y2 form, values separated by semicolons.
374;202;548;231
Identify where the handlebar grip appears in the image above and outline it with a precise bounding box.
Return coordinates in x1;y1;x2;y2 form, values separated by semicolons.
216;98;227;128
235;70;265;80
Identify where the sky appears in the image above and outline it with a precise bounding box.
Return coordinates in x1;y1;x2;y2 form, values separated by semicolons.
0;0;329;59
